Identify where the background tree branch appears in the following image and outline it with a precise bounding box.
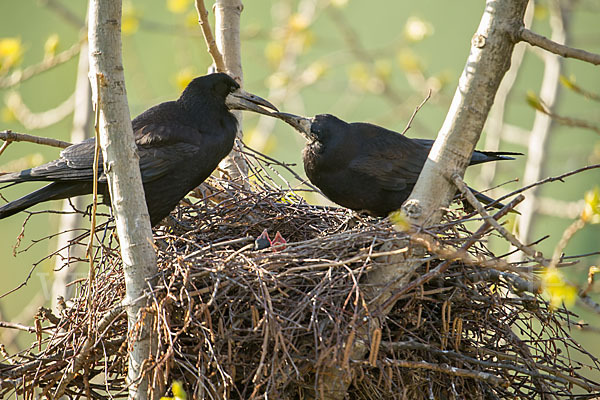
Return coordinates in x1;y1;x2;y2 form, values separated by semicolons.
51;39;93;313
520;26;600;65
194;0;226;72
511;0;568;262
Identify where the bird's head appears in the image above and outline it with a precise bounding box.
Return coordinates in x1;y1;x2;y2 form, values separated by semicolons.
180;73;278;116
273;112;346;144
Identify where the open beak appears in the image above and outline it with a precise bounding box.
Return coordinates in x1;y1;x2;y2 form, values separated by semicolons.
225;88;279;116
272;112;315;141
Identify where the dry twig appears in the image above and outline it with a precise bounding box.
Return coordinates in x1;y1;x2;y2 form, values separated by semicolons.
0;130;72;151
520;27;600;65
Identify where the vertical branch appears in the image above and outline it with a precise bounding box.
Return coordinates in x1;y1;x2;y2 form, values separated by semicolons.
478;1;534;189
87;1;158;399
194;0;226;72
214;0;249;181
511;0;569;260
51;41;93;312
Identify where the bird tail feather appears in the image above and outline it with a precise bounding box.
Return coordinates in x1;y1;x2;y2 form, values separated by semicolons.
470;150;523;165
0;182;87;220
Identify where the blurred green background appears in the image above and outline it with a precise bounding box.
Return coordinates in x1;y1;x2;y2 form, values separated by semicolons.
0;0;599;384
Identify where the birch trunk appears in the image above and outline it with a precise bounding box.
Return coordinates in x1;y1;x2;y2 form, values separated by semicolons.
88;1;158;398
402;0;529;226
214;0;249;181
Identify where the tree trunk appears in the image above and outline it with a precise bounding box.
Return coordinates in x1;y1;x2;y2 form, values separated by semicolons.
88;1;158;399
215;0;249;181
402;0;529;226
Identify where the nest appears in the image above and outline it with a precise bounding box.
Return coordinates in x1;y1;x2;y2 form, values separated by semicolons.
1;147;599;399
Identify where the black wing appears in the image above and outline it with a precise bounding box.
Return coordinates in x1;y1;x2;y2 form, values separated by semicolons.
348;124;429;191
0;123;203;184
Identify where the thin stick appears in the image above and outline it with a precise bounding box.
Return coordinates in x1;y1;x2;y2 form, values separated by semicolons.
0;130;72;149
381;358;507;387
86;74;102;332
376;194;532;315
451;173;548;267
0;321;37;333
195;0;227;72
53;305;125;398
520;28;600;66
401;89;432;135
495;164;600;207
0;140;11;157
550;218;586;269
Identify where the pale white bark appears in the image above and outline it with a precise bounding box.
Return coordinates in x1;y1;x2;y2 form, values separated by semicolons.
88;1;158;399
51;41;92;312
215;0;249;180
511;0;567;261
402;0;529;226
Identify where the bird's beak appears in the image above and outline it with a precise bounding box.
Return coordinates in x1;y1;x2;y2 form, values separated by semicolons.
272;112;315;141
225;88;279;116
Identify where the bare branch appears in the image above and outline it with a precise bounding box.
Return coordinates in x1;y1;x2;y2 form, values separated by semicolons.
560;75;600;102
194;0;226;72
0;130;72;150
0;39;84;89
5;90;75;130
381;359;507;387
0;140;10;157
520;27;600;65
531;98;600;134
51;40;92;312
512;0;568;260
549;218;586;269
0;321;37;333
496;164;600;204
53;306;125;398
452;173;548;267
401;89;431;135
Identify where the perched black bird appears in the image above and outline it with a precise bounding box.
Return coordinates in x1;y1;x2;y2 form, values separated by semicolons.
273;112;521;217
0;73;278;226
